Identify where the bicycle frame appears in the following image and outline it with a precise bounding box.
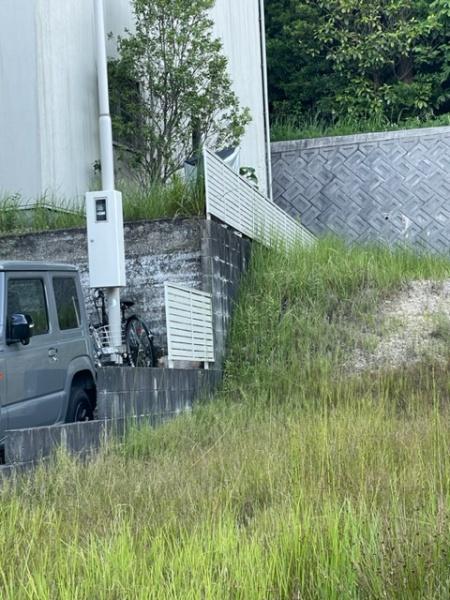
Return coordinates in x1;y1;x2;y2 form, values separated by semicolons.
90;288;157;367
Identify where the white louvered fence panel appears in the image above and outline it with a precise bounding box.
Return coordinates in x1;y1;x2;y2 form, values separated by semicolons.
164;283;214;365
203;147;316;248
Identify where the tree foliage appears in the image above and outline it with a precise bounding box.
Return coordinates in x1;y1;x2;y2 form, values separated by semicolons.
110;0;250;185
266;0;450;124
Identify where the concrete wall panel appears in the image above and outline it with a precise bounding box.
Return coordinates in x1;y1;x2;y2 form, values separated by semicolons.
271;127;450;253
211;0;270;195
4;367;223;465
0;1;41;198
0;219;204;349
36;0;99;204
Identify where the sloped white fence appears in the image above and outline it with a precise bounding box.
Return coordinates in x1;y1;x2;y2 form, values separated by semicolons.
203;147;316;248
164;283;214;368
162;151;314;370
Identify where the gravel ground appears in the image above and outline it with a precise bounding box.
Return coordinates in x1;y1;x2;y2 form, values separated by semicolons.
349;280;450;372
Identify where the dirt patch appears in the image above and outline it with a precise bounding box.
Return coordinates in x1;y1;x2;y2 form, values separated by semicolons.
348;280;450;373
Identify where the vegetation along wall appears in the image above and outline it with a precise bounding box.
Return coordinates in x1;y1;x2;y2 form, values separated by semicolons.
271;126;450;254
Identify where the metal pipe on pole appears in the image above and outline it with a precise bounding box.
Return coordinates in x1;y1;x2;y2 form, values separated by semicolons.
94;0;115;191
93;0;123;354
258;0;273;200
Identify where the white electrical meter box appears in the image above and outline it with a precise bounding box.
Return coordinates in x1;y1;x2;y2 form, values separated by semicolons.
86;190;126;288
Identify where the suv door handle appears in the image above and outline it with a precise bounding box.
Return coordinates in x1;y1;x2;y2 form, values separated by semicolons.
48;347;58;360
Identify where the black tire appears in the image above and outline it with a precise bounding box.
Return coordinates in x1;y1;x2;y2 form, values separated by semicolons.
125;316;155;367
66;386;94;423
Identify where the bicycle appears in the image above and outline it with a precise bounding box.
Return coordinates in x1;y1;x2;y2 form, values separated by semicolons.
89;289;157;368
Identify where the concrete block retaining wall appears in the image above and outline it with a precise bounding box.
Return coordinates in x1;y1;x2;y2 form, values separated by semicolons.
272;126;450;253
5;367;222;465
0;218;249;468
0;218;204;350
0;218;251;363
97;367;223;420
201;220;252;364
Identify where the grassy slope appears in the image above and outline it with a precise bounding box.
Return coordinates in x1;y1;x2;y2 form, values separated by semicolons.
2;240;450;598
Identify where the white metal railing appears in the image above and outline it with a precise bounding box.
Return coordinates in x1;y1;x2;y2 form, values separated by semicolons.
203;147;316;248
164;283;214;368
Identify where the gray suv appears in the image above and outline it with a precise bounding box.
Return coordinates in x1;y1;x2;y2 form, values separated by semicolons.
0;262;96;443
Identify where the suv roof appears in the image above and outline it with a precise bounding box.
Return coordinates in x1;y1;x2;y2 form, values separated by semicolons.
0;261;77;272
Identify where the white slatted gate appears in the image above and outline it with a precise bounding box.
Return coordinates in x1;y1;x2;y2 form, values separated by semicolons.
203;147;316;248
164;283;214;368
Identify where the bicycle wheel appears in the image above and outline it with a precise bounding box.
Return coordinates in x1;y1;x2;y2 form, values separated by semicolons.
124;316;155;367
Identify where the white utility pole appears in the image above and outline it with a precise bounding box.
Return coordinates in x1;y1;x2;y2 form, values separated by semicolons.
258;0;273;200
86;0;126;360
94;0;115;192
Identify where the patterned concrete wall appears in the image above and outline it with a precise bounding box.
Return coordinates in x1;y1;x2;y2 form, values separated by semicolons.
271;126;450;253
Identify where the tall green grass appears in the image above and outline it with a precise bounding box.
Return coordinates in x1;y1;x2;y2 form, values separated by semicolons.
120;176;205;222
0;178;204;236
2;239;450;598
271;112;450;142
0;195;86;234
224;238;450;402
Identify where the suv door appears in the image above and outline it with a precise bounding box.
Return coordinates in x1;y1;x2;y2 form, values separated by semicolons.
3;273;64;430
51;275;92;414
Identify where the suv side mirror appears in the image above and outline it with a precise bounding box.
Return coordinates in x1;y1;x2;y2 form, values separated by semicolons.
7;313;34;346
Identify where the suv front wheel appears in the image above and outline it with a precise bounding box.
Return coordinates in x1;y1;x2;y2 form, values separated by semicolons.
66;385;94;422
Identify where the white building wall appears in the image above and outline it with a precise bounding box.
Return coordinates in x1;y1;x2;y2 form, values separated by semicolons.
105;0;134;56
211;0;270;195
36;0;99;205
0;0;269;204
0;1;41;199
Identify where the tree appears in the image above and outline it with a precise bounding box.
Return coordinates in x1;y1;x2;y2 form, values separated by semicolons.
110;0;251;185
265;0;336;118
311;0;449;121
265;0;450;125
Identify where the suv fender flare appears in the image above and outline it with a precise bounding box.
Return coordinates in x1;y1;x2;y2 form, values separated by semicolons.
60;357;97;422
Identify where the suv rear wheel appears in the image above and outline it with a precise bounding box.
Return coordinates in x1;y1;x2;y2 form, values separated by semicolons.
66;386;94;422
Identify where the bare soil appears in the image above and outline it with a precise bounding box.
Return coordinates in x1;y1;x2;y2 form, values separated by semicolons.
349;280;450;373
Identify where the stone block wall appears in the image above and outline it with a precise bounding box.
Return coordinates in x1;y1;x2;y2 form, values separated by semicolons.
0;218;203;348
97;367;222;420
271;126;450;253
0;217;250;364
201;221;252;364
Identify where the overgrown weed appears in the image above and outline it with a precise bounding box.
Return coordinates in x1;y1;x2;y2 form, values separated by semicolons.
120;176;205;222
1;238;450;597
271;112;450;142
0;177;204;236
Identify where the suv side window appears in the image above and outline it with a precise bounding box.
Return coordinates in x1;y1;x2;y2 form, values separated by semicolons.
53;277;81;330
7;278;49;335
